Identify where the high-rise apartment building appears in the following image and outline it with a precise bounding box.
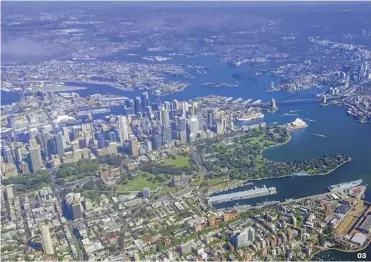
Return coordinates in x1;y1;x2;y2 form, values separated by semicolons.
41;225;54;255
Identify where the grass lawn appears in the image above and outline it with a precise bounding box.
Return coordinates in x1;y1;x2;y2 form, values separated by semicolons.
204;177;225;186
116;174;163;192
163;154;190;167
159;186;180;195
190;172;205;185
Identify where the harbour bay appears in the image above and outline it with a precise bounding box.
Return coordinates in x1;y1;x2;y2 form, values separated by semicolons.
2;55;370;206
2;55;371;260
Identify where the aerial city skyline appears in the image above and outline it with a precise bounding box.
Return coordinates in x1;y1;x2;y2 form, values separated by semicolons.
1;1;371;261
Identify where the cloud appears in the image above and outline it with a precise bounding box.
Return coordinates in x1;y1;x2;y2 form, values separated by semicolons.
132;11;264;33
1;37;52;58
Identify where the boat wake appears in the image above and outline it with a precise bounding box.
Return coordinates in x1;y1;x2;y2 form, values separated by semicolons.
303;118;316;122
309;133;327;138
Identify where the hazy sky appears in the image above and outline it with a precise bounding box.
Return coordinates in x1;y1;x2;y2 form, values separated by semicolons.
2;0;364;1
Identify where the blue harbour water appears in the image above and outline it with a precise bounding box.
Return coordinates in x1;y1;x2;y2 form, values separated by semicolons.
1;54;371;259
1;90;20;105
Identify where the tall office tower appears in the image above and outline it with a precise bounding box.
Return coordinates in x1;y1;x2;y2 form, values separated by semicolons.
191;102;198;116
70;140;80;152
161;108;170;126
5;185;14;200
29;138;38;148
134;96;142;114
29;128;39;139
152;132;163;150
81;123;92;133
47;135;57;155
72;201;82;220
179;130;187;144
15;147;23;164
189;116;199;135
144;106;153;118
216;121;224;134
95;133;105;149
171;121;178;139
207;109;215;130
41;131;52;156
71;126;81;140
182;102;188;117
30;145;43;172
41;225;54;255
55;133;65;157
62;127;71;144
83;131;93;147
130;138;139;156
164;101;171;111
197;110;204;131
141;91;150;108
177;117;187;132
7;116;15;128
53;123;62;135
108;132;117;142
118;116;129;144
4;147;14;164
221;118;227;132
172;99;179;111
162;126;173;145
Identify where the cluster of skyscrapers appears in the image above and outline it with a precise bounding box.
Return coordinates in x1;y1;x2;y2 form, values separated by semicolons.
1;91;232;176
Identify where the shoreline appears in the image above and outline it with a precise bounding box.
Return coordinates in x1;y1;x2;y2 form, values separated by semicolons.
244;131;351;183
310;238;371;260
66;80;190;97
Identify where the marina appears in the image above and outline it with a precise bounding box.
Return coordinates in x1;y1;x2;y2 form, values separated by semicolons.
208;185;277;205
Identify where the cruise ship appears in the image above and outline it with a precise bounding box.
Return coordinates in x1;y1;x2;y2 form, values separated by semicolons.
236;112;264;122
208;185;277;204
327;179;362;192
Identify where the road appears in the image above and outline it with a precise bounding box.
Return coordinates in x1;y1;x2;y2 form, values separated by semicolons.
49;169;83;260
